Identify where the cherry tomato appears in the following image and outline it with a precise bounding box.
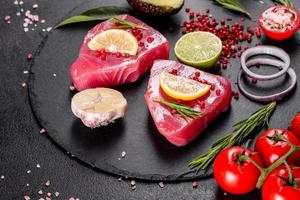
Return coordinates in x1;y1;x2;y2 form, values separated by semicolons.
262;165;300;200
213;146;263;195
254;128;300;167
259;6;300;40
290;112;300;140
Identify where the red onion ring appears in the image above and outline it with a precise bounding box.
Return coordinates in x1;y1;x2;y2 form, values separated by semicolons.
238;58;297;103
240;46;290;81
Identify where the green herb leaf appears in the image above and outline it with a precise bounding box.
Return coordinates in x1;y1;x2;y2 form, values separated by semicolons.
272;0;294;8
215;0;251;17
157;99;201;120
111;18;147;30
55;6;134;28
189;102;276;172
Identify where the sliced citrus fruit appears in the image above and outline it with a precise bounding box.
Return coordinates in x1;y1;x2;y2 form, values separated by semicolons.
159;71;211;101
88;29;139;56
174;31;222;68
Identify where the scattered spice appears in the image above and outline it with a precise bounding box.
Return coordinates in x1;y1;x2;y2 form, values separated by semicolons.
130;180;136;186
24;196;31;200
45;180;51;187
181;10;261;71
192;181;198;188
40;128;46;134
54;192;60;197
121;151;126;158
158;181;165;188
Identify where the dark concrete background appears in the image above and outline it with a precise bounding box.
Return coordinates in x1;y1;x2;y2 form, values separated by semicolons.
0;0;299;199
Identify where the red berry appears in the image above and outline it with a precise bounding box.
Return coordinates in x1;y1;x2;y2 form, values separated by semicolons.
290;112;300;139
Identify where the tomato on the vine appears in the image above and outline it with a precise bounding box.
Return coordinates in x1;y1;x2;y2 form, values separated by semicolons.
259;6;300;40
262;165;300;200
290;112;300;140
213;146;263;195
254;128;300;167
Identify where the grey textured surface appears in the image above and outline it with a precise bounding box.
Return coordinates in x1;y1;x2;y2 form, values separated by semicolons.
0;0;299;199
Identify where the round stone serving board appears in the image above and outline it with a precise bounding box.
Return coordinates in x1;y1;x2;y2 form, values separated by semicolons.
28;0;300;181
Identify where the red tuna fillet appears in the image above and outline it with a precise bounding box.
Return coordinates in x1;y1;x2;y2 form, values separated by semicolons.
145;60;232;146
70;14;169;91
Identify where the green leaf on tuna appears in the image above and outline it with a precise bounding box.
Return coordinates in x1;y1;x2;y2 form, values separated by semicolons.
157;99;201;120
111;18;147;30
55;6;136;28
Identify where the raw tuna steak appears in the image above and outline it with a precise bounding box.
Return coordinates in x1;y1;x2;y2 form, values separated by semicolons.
70;14;169;91
145;60;232;146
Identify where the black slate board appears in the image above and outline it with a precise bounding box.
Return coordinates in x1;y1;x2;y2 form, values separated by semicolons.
28;0;300;181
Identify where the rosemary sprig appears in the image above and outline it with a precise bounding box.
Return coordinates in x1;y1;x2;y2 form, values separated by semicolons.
111;18;147;30
189;102;276;172
157;99;201;120
215;0;251;17
272;0;294;8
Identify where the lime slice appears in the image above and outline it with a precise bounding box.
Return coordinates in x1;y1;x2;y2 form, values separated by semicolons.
174;31;222;68
88;29;138;56
159;71;211;101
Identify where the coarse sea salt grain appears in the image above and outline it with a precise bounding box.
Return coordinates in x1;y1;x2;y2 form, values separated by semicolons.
1;175;4;179
19;1;23;5
32;4;38;9
46;27;52;32
16;12;21;16
36;164;41;168
14;0;18;5
24;27;29;32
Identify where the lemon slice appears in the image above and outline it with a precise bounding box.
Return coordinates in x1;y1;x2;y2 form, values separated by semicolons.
88;29;139;56
174;31;222;68
159;71;211;101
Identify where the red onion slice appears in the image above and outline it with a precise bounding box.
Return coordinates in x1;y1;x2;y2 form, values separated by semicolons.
241;46;290;81
238;59;297;103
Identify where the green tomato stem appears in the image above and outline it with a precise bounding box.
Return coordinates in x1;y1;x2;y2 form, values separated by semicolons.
283;160;294;185
256;145;297;189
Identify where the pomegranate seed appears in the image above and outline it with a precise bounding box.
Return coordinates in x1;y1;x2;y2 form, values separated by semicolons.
199;101;206;109
116;52;122;57
251;78;257;84
240;17;245;22
211;84;215;91
27;53;33;60
189;12;195;19
220;19;225;25
216;89;221;96
194;71;200;77
139;41;144;47
185;7;190;13
170;69;178;75
171;109;177;114
147;36;154;43
234;92;240;99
